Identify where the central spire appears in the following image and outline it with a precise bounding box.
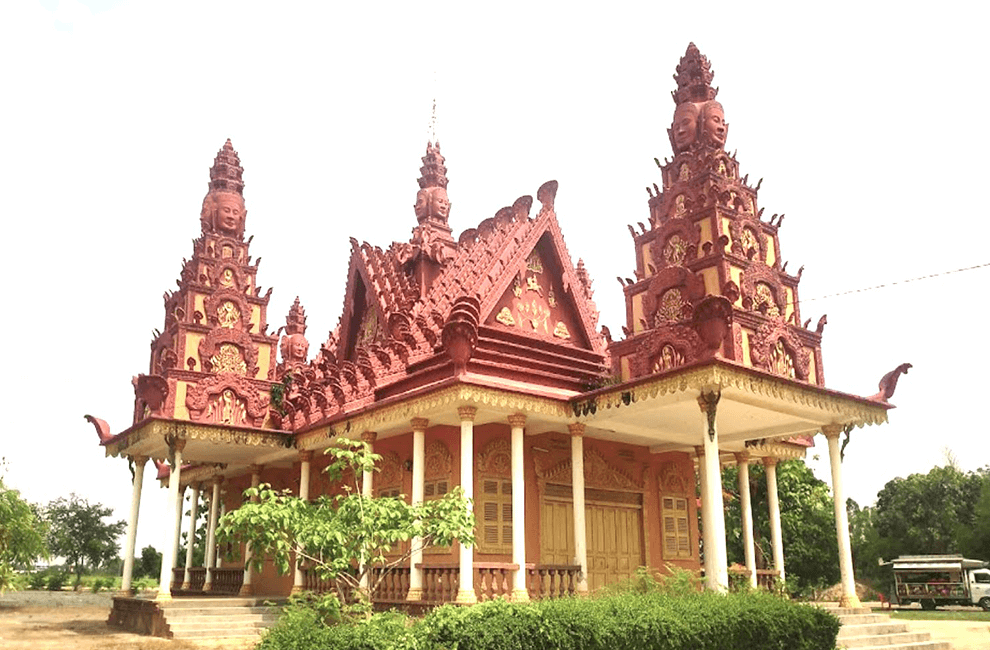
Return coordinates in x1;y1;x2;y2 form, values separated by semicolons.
200;139;248;240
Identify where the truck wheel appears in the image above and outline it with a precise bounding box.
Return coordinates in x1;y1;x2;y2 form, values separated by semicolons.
980;597;990;612
920;599;936;611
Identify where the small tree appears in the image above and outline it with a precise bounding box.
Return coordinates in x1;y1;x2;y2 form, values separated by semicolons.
0;475;48;592
45;494;126;588
217;440;476;613
135;545;162;580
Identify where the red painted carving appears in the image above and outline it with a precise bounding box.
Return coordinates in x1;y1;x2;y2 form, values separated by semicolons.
132;374;170;417
277;297;310;378
869;363;912;402
186;374;269;427
197;328;259;376
442;296;480;375
749;319;810;381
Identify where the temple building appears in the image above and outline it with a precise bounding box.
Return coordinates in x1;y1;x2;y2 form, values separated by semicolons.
89;44;902;625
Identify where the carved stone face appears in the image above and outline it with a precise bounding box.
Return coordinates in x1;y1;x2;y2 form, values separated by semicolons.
414;189;430;220
215;194;245;234
701;102;727;148
414;187;450;222
287;334;308;361
430;188;450;220
671;103;700;152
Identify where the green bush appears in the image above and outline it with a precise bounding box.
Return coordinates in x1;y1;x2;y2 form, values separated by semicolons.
257;589;839;650
45;570;67;591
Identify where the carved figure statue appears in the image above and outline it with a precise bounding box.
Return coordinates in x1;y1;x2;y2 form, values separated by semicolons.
700;101;728;149
670;102;700;152
282;333;309;363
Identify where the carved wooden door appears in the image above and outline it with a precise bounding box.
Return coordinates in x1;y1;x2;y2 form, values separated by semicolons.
539;484;644;590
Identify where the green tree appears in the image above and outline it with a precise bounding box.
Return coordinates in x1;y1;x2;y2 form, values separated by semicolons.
135;545;162;580
217;440;475;613
873;464;985;557
846;499;885;586
44;494;126;588
955;472;990;560
722;459;839;594
0;476;48;592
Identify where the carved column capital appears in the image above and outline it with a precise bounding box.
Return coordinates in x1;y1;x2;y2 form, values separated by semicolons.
248;464;263;477
567;422;585;437
361;431;378;444
132;455;149;466
821;424;843;440
508;413;527;428
457;406;477;422
298;450;314;463
410;417;430;431
762;457;778;468
694;445;705;458
697;391;721;442
734;451;750;464
170;437;188;454
211;475;224;487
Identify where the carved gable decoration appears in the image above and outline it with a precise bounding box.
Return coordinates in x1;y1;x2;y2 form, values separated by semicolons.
659;461;690;495
477;438;511;477
740;262;786;317
378;451;403;490
425;440;452;479
750;319;810;381
204;289;253;331
535;447;643;491
185;374;269;427
198;327;259;377
486;235;590;349
650;217;701;270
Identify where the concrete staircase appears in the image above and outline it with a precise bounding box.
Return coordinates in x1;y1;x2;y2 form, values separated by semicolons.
157;597;283;641
821;604;951;650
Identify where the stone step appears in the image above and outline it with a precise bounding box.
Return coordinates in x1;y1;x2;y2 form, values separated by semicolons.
845;643;951;650
169;626;265;640
167;613;280;625
163;605;279;617
159;596;281;608
838;622;912;638
837;631;940;648
837;613;897;625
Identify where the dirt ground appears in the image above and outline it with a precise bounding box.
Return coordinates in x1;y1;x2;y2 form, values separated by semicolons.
0;591;257;650
901;618;990;650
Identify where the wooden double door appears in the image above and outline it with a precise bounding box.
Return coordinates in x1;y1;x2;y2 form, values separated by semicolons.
540;484;644;591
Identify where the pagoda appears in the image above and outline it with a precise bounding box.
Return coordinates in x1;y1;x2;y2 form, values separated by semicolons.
90;44;903;634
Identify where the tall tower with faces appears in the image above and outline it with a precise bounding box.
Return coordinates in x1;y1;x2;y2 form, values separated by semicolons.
610;44;825;386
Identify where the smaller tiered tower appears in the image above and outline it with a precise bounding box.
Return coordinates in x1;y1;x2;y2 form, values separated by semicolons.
608;44;825;385
134;140;279;428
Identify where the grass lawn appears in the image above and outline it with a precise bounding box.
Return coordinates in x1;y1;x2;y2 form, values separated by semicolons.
876;608;990;622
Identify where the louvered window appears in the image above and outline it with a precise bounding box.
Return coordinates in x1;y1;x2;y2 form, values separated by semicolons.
423;479;451;555
661;496;691;558
477;478;513;554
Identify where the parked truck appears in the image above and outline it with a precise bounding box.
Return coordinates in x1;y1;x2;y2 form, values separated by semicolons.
883;555;990;610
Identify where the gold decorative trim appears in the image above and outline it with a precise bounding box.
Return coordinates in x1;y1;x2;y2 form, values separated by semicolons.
298;384;573;448
104;419;291;458
477;438;511;476
536;447;643;491
589;365;889;427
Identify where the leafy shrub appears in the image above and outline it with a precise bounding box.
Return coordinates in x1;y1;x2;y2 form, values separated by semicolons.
45;570;67;591
258;589;839;650
28;571;48;590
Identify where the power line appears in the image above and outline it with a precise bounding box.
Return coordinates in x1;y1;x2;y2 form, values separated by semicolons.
795;261;990;306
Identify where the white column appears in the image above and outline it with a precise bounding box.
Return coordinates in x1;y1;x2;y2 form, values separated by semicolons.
292;451;313;594
509;414;529;601
407;418;428;601
735;452;757;589
120;455;147;595
764;457;786;584
455;406;477;604
181;482;202;589
569;423;589;594
698;392;728;593
171;484;186;588
203;477;221;591
156;439;185;602
824;425;861;608
695;446;713;585
239;465;262;596
359;432;377;591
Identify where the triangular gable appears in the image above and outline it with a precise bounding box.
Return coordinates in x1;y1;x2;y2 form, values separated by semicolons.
337;240;388;362
477;189;605;354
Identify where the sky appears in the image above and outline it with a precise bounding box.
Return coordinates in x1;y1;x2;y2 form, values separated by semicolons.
2;0;989;559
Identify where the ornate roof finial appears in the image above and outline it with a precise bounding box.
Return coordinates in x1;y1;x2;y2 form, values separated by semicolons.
418;142;448;190
200;139;248;238
672;43;718;105
208;138;245;195
285;296;307;335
